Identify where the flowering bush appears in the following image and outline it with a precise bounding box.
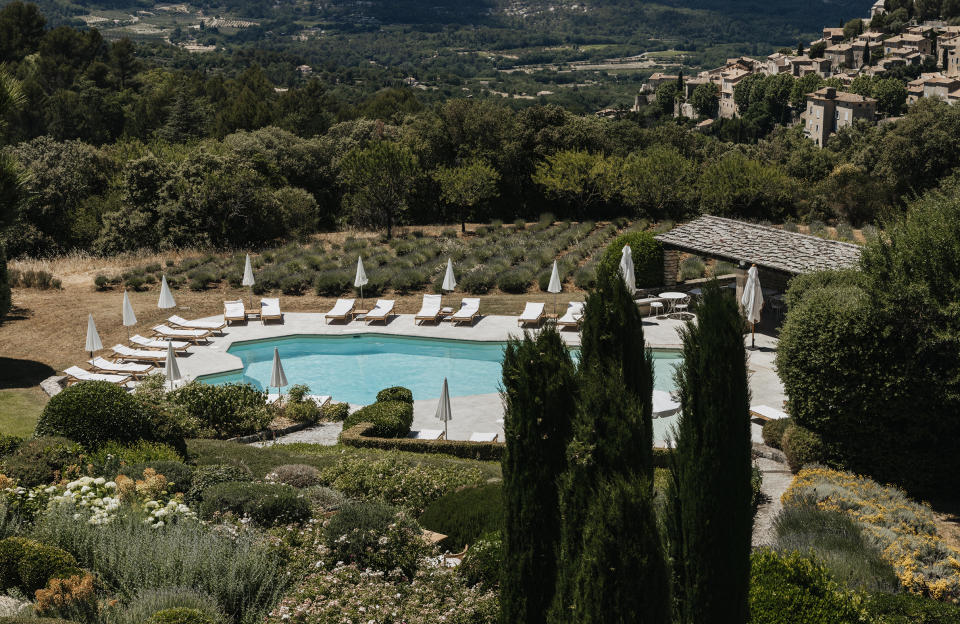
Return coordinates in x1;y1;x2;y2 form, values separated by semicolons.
783;466;960;602
318;453;485;514
1;481;56;522
323;502;426;576
265;464;321;489
49;476;195;527
266;564;498;624
34;572;99;622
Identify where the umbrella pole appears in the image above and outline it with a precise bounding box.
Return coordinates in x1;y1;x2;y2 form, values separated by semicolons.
751;323;756;350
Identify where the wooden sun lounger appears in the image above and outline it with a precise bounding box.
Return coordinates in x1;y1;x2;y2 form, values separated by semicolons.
224;300;246;326
130;335;189;352
408;429;445;440
364;299;395;324
415;294;443;325
88;357;154;379
469;432;498;442
63;366;132;386
750;405;789;421
518;302;546;327
168;315;226;333
325;298;355;324
260;298;283;323
557;302;585;328
112;344;169;363
452;298;481;325
151;325;211;343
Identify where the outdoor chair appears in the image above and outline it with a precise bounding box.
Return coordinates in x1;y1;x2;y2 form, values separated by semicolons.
266;393;331;408
415;294;443;325
224;300;246;325
88;357;154;379
557;302;584;329
517;302;546;327
130;334;189;352
364;299;395;324
168;315;226;333
469;432;498;442
324;298;355;324
152;325;212;343
408;429;445;440
649;300;665;318
451;298;481;325
63;366;132;386
260;298;283;323
111;344;169;363
750;405;789;422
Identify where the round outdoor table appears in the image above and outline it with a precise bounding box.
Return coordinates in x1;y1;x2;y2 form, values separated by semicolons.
658;292;688;317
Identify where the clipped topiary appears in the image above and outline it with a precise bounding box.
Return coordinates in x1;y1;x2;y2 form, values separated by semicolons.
418;483;502;552
36;381;148;449
198;482;311;526
187;464;252;503
342;400;413;438
781;424;825;473
375;386;413;404
598;230;663;289
762;417;793;450
0;537;81;595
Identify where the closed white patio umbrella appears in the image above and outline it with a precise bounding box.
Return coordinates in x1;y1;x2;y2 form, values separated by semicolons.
354;255;369;309
270;347;288;400
620;245;636;296
740;264;764;350
158;275;176;309
435;377;452;440
441;258;457;292
85;313;102;359
242;254;256;309
164;340;181;391
547;260;562;315
121;290;137;340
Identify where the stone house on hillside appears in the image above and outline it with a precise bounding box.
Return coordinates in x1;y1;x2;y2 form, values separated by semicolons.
802;87;877;147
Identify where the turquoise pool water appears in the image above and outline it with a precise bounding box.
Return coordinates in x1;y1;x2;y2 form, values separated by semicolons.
198;334;682;405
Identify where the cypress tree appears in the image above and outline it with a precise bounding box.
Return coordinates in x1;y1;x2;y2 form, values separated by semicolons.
667;281;752;624
0;242;10;320
500;326;577;624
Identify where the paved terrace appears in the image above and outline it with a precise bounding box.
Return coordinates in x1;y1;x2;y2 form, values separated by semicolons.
174;311;784;446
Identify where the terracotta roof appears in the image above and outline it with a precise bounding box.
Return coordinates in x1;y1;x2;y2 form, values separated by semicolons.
655;215;862;275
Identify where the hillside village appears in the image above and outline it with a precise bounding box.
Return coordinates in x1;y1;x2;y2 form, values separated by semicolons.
638;0;960;146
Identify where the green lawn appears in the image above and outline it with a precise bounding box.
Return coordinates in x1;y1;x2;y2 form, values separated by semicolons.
0;388;46;437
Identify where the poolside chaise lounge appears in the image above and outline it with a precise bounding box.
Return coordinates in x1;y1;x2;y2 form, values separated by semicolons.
111;344;169;363
152;325;211;343
63;366;132;386
469;432;498;442
325;298;355;324
260;298;283;323
364;299;395;324
408;429;445;440
266;393;331;407
750;405;789;421
557;301;585;329
130;334;189;352
224;300;246;326
88;357;154;379
168;315;226;333
415;294;443;325
451;298;481;326
517;302;546;327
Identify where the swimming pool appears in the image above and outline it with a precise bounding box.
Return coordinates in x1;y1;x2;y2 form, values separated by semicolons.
197;334;682;405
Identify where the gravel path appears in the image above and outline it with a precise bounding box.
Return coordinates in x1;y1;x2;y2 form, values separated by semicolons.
752;449;794;547
251;422;343;447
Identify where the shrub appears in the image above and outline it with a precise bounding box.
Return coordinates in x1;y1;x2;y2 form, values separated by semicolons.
781;424;825;473
114;587;227;624
36;381;150;449
199;482;311;526
0;537;81;594
598;231;663;288
762;417;792;450
187;464;252;502
302;486;347;512
283;400;321;424
342;401;413;438
34;572;98;623
458;532;502;588
418;483;502;552
89;440;183;474
320;402;349;422
94;274;110;290
265;464;321;488
375;386;413;404
773;504;898;593
323;501;425;575
679;254;705;281
459;267;496;294
497;268;533;293
121;462;194;495
150;608;217;624
313;270;351;296
0;435;22;458
867;592;960;623
749;549;873;624
1;437;84;488
168;383;268;439
513;219;525;230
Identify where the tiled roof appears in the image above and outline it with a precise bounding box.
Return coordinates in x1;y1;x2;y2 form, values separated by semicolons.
655;215;862;275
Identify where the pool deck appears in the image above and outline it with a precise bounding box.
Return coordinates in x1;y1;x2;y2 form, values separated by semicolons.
175;312;784;444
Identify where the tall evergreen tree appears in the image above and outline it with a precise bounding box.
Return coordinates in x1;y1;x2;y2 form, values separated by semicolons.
501;326;577;624
553;263;667;622
667;281;752;624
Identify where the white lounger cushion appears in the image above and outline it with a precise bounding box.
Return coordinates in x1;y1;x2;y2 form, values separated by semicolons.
261;298;281;316
416;294;442;317
113;345;166;360
469;432;498;442
366;299;395;319
519;302;545;321
89;357;152;374
326;299;355;316
131;335;189;350
408;429;444;440
653;390;681;417
64;366;129;383
224;300;245;317
750;405;789;421
452;298;481;320
169;315;223;330
558;302;585;323
153;325;208;338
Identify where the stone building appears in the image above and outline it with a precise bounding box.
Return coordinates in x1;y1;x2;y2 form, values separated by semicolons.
802;87;877;147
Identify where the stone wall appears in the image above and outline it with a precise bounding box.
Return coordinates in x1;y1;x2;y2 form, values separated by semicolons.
663;248;679;287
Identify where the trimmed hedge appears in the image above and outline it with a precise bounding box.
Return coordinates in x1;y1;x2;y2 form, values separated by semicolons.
36;381;149;449
418;483;503;551
342;401;413;438
198;482;311;526
375;386;414;404
781;424;825;473
762;417;792;450
598;231;663;288
0;537;81;594
340;422;504;461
